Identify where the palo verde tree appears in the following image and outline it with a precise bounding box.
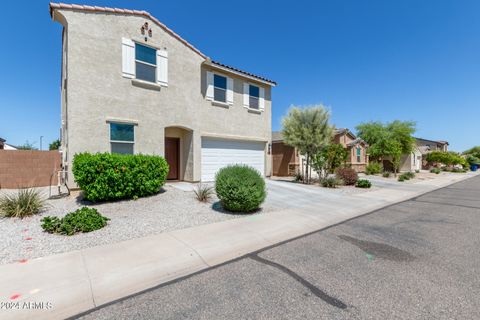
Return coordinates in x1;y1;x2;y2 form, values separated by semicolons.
282;105;333;184
356;120;416;176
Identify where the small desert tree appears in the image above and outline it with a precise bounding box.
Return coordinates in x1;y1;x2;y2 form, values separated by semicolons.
311;143;348;178
49;139;61;150
356;120;416;176
282;105;333;184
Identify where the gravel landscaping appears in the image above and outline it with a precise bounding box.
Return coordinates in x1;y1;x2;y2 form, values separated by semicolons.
0;185;273;265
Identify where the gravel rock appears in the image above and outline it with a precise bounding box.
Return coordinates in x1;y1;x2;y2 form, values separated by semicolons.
0;186;273;265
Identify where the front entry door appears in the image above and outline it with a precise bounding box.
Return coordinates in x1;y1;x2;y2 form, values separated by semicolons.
165;137;180;180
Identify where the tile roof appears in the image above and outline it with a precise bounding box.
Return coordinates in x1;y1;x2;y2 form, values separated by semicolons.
211;61;277;85
49;3;276;86
271;131;283;141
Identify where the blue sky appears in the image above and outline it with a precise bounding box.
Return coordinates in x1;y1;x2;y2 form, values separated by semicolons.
0;0;478;151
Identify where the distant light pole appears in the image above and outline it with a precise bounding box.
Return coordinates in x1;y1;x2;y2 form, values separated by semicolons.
40;136;43;151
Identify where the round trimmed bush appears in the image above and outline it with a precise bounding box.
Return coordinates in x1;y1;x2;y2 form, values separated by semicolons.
336;167;358;186
215;165;266;213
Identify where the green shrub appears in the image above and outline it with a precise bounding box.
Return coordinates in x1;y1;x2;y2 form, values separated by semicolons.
72;153;169;202
398;172;415;181
415;169;420;173
356;179;372;188
430;168;441;174
0;189;47;218
194;184;215;202
404;172;416;179
293;172;304;182
451;167;466;173
336;167;358;185
321;177;342;188
382;171;391;178
215;165;266;213
466;155;480;166
41;207;109;236
365;162;382;175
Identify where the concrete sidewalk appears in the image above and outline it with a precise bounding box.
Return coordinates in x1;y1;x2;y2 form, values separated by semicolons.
1;172;477;320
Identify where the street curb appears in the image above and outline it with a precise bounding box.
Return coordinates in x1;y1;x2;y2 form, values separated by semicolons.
1;173;478;320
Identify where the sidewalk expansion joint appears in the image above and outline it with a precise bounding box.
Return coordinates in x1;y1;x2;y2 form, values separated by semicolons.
166;233;211;268
80;250;97;308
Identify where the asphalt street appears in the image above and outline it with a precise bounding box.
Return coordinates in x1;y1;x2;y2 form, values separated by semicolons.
76;175;480;320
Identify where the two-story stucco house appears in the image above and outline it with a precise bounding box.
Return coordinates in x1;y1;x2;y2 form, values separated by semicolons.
49;3;276;187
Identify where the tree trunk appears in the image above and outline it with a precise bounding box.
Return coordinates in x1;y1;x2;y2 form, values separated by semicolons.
305;154;310;184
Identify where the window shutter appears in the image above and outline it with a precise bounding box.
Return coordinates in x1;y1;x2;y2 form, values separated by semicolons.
243;83;249;107
227;77;234;105
206;71;214;100
122;38;135;78
259;87;265;110
156;49;168;86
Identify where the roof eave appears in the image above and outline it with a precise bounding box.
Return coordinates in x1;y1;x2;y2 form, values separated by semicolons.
205;60;277;87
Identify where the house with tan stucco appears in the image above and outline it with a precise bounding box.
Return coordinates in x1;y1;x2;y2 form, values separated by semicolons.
271;128;369;176
49;3;276;186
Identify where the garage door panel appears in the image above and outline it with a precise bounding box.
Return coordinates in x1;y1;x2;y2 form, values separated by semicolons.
201;138;265;181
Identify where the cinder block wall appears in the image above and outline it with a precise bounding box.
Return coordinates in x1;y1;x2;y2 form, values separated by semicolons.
0;151;61;189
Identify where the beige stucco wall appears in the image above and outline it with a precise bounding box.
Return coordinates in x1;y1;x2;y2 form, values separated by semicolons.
53;9;272;186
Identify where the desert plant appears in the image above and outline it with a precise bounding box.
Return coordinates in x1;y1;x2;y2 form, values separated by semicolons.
415;169;420;173
293;172;304;182
430;168;441;174
194;184;215;202
404;172;416;179
215;165;266;213
451;167;466;173
72;153;169;202
0;189;47;218
356;179;372;188
335;167;358;186
382;171;391;178
365;162;382;175
282;105;334;184
41;207;109;236
398;172;414;181
321;177;342;188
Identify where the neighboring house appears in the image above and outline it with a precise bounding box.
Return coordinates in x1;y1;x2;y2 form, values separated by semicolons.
415;138;449;169
50;3;276;186
0;138;18;150
271;128;369;176
395;146;422;172
332;129;369;173
415;137;449;152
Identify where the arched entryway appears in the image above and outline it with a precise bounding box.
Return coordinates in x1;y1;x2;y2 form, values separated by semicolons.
164;126;194;181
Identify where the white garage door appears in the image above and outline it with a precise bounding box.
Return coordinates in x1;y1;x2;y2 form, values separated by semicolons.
201;138;265;181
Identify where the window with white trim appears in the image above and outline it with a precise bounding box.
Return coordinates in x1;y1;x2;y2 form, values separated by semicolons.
213;74;227;103
110;123;134;154
135;43;156;83
249;85;260;109
356;147;361;163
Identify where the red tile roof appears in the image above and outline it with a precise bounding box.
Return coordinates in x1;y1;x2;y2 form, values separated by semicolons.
49;3;276;85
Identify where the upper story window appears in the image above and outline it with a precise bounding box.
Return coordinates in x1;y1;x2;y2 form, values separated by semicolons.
249;85;260;109
356;147;361;162
135;43;157;83
214;74;227;103
110;123;134;154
